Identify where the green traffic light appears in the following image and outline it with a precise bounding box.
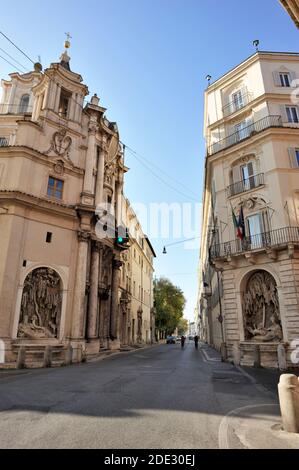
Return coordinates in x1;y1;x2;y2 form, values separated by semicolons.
118;237;124;243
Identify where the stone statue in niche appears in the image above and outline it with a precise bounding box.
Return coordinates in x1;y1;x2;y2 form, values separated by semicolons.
104;160;117;185
18;268;62;339
243;271;282;342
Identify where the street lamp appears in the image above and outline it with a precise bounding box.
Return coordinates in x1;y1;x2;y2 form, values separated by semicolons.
253;39;260;52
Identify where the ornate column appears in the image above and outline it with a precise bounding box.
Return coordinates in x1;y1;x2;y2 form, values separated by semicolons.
95;138;107;208
86;241;102;352
109;257;122;349
54;85;61;113
49;82;57;109
71;230;90;342
82;118;97;203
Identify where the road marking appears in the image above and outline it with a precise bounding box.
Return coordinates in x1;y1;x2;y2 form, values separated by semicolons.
200;347;221;363
235;365;277;397
199;349;208;363
218;403;279;449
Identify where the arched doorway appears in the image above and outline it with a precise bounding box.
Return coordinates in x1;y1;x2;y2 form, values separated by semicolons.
18;267;62;339
242;270;282;342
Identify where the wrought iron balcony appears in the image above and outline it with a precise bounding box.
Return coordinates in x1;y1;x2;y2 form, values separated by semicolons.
227;173;264;197
208;115;282;156
210;226;299;260
0;137;9;147
222;91;253;118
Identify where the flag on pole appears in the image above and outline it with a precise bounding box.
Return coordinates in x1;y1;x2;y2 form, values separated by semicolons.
231;205;244;240
238;205;245;240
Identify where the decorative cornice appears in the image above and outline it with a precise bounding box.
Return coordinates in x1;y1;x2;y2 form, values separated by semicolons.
0;189;77;215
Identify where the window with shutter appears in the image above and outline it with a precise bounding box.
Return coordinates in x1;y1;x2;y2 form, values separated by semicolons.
280;105;288;123
290;71;297;86
232;165;240;184
286;106;299;123
288;148;299;168
279;73;291;87
273;71;281;87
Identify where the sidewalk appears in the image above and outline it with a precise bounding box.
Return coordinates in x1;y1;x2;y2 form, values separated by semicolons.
201;343;299;449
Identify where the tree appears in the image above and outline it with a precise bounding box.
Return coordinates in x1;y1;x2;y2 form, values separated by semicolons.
177;318;189;336
154;277;186;339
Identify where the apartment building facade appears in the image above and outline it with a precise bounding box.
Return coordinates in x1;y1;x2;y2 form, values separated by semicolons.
280;0;299;28
119;197;156;347
197;51;299;368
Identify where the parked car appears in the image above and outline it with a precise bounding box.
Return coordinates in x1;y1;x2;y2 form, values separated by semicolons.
176;336;181;343
166;335;176;344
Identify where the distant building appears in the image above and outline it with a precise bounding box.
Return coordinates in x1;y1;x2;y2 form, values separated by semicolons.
280;0;299;28
196;51;299;368
120;197;156;346
189;322;196;336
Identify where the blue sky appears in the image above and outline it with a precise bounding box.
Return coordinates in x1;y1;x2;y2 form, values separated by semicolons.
1;0;298;321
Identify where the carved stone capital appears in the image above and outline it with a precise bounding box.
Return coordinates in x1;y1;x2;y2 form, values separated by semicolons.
113;259;123;270
77;230;91;243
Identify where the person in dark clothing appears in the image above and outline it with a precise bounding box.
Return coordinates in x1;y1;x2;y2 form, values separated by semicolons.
194;335;199;349
180;335;185;349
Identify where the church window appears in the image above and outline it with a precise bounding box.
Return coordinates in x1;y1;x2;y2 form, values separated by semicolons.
58;88;71;118
47;177;64;199
19;94;30;113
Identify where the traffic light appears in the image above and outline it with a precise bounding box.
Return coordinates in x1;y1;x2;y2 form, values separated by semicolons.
115;226;129;249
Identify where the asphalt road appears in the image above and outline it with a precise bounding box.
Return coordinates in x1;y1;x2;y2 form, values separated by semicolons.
0;342;286;449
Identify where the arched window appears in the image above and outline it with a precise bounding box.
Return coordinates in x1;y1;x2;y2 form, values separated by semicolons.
19;94;30;114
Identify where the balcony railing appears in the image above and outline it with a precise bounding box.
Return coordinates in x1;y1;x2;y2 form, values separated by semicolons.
0;137;9;147
208;115;282;156
227;173;264;197
0;103;33;115
222;91;253;118
210;226;299;260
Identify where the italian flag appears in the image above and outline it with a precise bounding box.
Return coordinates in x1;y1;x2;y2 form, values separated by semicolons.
232;207;243;240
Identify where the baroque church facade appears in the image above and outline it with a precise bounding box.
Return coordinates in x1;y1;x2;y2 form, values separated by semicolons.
0;44;155;367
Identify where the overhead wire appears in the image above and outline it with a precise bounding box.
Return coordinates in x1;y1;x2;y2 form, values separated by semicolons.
0;53;25;74
0;29;200;204
124;144;199;199
125;146;199;202
0;29;87;115
0;47;28;72
0;30;35;65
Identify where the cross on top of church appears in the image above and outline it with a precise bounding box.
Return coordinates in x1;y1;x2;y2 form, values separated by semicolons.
64;32;72;51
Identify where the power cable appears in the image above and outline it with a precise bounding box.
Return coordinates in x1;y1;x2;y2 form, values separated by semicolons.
0;53;25;74
0;47;28;72
0;30;35;64
124;144;199;199
0;29;87;114
126;148;199;202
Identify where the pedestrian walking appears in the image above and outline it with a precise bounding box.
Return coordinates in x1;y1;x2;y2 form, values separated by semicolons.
194;335;199;349
180;335;186;349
